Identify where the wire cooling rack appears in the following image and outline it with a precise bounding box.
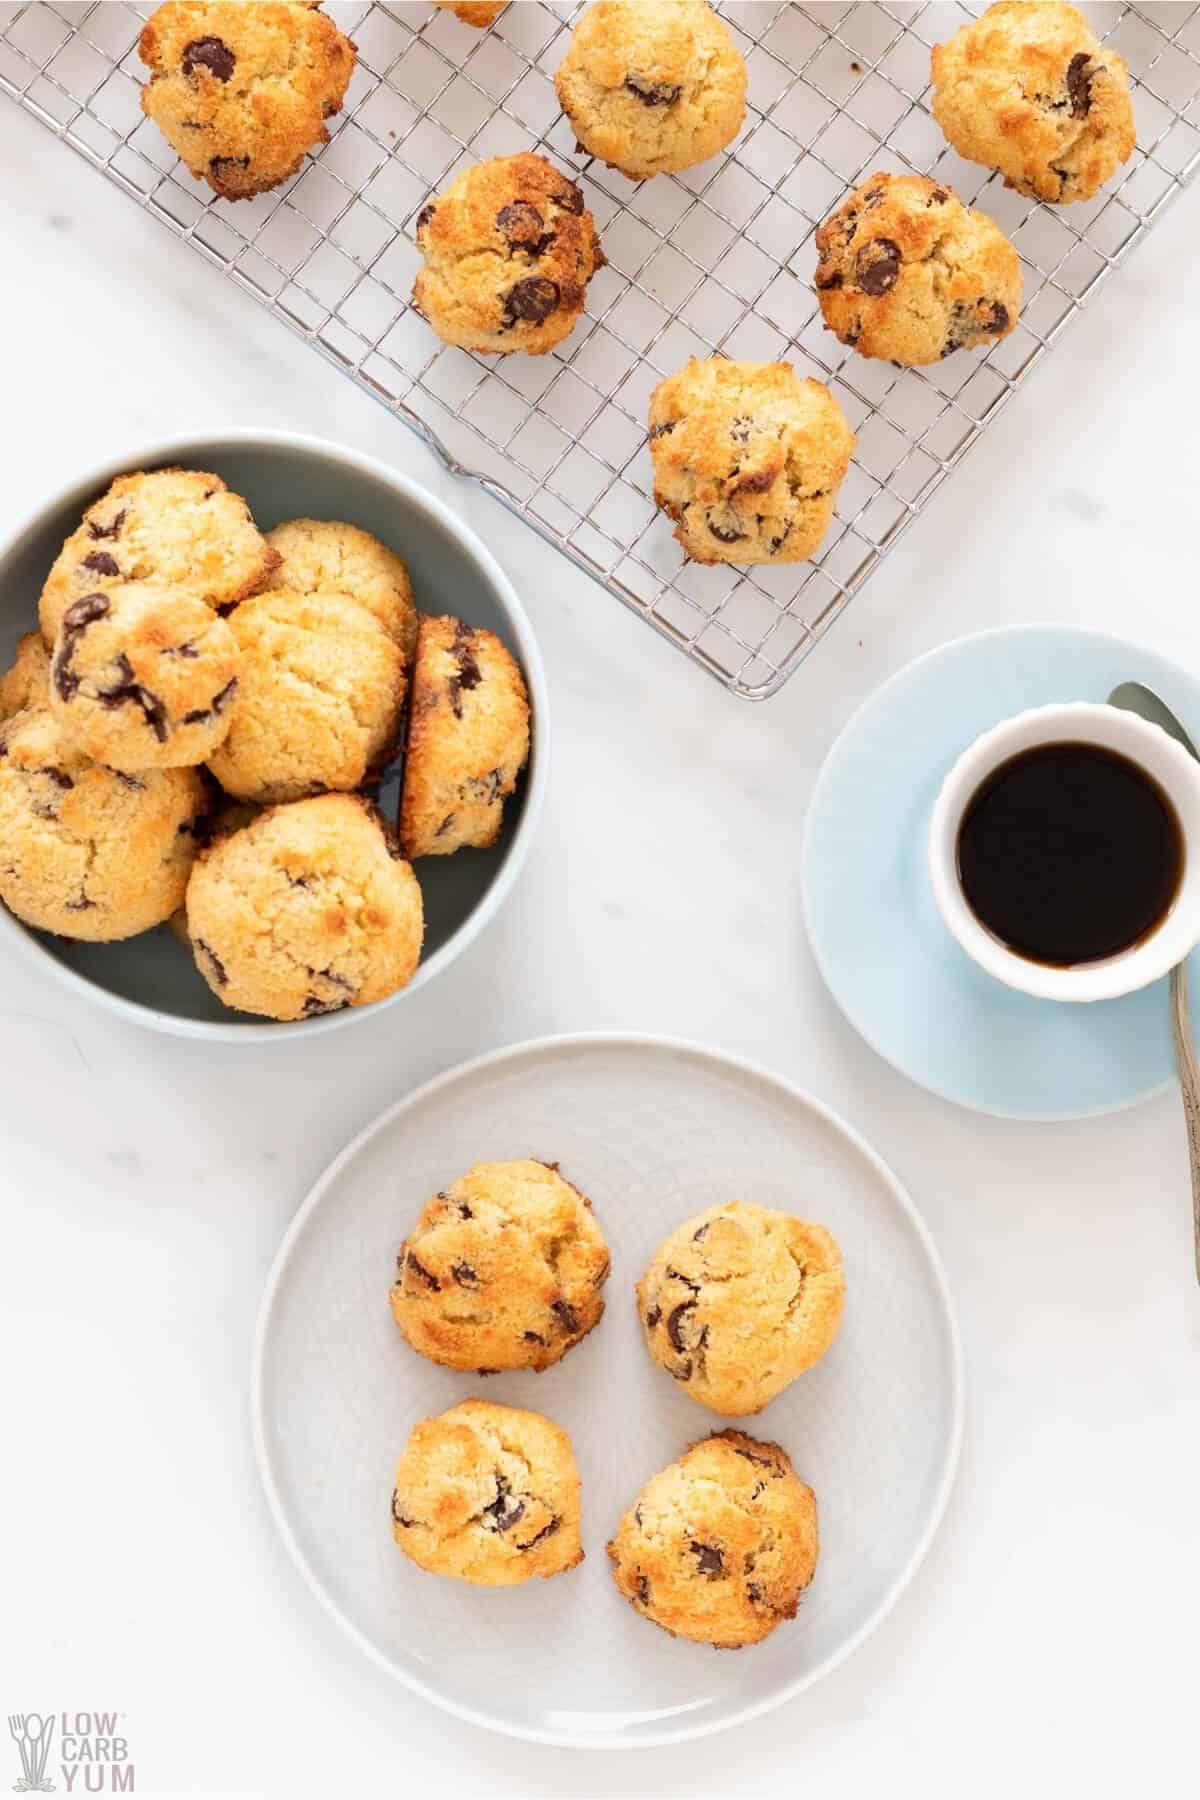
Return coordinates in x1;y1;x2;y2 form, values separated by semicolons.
2;3;1198;697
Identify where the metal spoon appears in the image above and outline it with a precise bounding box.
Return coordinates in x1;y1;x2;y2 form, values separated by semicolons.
1108;682;1200;1283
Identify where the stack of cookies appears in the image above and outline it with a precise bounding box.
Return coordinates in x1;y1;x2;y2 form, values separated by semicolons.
0;467;531;1022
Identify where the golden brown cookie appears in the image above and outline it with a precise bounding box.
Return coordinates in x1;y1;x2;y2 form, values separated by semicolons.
814;173;1021;365
0;707;204;941
930;1;1135;204
555;0;747;180
637;1203;845;1415
389;1159;610;1372
184;793;423;1020
433;0;505;23
608;1431;818;1648
138;0;356;200
413;153;604;356
39;468;277;646
391;1400;583;1586
399;614;530;859
648;358;855;566
0;633;50;724
265;517;418;659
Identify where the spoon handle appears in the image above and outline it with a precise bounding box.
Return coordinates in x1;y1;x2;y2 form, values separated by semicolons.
1169;961;1200;1285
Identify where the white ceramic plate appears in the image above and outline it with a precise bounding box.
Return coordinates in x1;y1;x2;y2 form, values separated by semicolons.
253;1035;963;1747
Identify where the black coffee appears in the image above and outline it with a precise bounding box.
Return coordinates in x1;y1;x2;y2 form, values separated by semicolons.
956;741;1184;967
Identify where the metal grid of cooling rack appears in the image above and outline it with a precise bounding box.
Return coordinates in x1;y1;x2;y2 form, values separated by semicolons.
2;3;1198;698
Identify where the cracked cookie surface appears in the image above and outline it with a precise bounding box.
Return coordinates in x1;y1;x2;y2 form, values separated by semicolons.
0;633;50;725
931;1;1135;204
399;614;530;860
637;1203;845;1415
184;792;423;1019
412;153;604;355
138;0;355;201
39;467;277;646
265;517;418;659
48;582;240;772
608;1430;818;1647
0;706;204;940
206;589;405;803
815;172;1021;366
648;357;855;566
555;0;747;180
392;1399;583;1586
389;1158;610;1372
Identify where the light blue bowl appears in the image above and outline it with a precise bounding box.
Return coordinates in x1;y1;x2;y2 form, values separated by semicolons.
0;430;548;1040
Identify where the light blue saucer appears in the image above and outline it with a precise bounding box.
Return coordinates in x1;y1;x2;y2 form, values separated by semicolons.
802;625;1200;1120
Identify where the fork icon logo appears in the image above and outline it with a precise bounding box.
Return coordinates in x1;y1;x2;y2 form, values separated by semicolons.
7;1715;54;1794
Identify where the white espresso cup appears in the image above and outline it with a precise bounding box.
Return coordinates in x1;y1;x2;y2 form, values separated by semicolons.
928;702;1200;1003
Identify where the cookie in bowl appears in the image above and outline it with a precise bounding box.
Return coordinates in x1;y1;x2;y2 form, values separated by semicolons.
930;1;1135;204
608;1431;818;1648
389;1159;610;1372
815;173;1021;365
138;0;356;201
412;153;605;356
265;518;418;659
637;1202;845;1415
0;633;50;724
555;0;747;181
391;1400;583;1586
648;358;855;566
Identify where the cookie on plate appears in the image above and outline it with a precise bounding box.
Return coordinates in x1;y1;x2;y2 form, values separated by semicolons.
814;173;1021;365
206;590;405;803
39;468;277;646
48;584;240;771
390;1158;609;1372
138;0;356;201
185;793;423;1019
413;153;604;356
555;0;747;180
0;633;50;724
648;357;855;566
265;517;418;659
433;0;506;22
391;1399;583;1586
637;1203;845;1415
399;615;530;859
608;1430;818;1648
0;707;205;940
930;1;1135;204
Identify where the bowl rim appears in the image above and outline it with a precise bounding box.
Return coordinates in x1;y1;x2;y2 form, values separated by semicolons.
0;426;549;1042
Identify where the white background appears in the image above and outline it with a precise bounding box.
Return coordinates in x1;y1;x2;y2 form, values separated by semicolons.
2;75;1198;1800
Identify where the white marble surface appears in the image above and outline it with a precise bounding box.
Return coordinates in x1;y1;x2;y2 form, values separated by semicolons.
1;90;1198;1800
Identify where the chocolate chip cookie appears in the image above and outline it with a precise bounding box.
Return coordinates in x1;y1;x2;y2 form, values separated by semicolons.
48;583;240;772
389;1159;610;1372
265;518;418;660
185;793;423;1019
0;707;205;940
637;1203;845;1416
555;0;747;180
412;153;604;355
0;633;50;724
399;614;530;860
814;173;1022;365
931;1;1135;204
392;1400;583;1587
608;1431;818;1648
138;0;356;201
39;468;277;647
648;358;855;566
206;589;405;803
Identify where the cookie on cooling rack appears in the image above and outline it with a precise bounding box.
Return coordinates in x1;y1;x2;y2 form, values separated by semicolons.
265;518;418;659
392;1400;584;1586
555;0;747;181
608;1430;818;1648
0;633;50;724
815;173;1022;365
412;153;605;356
930;1;1135;204
432;0;506;23
138;0;356;201
647;357;855;567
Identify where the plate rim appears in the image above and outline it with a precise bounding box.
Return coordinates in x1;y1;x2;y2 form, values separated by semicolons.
801;622;1196;1123
251;1030;965;1749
